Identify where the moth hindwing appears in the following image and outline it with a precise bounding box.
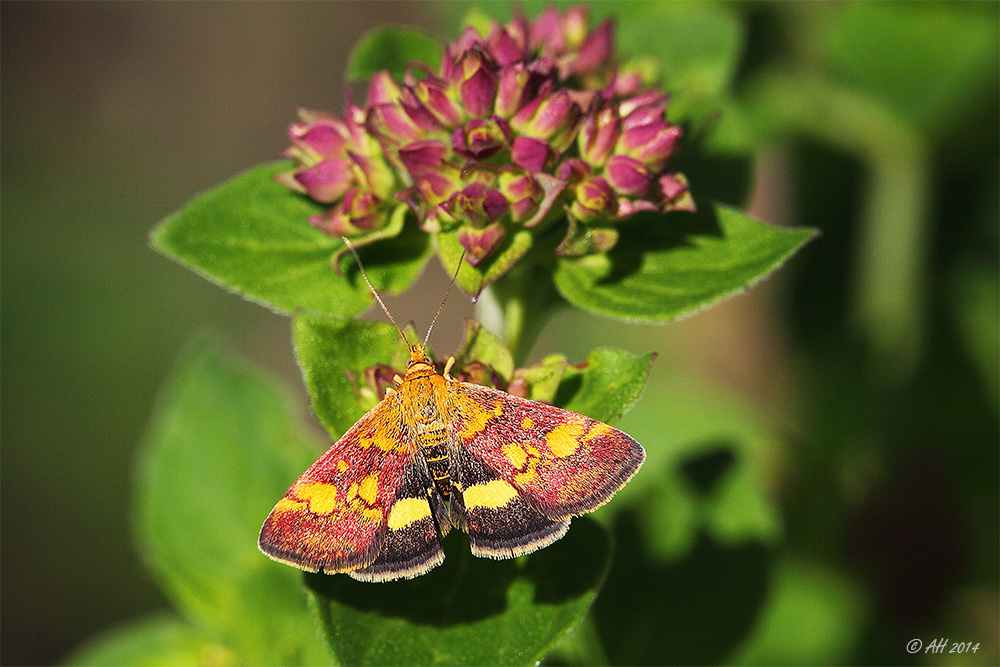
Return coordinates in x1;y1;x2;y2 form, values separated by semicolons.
259;344;645;581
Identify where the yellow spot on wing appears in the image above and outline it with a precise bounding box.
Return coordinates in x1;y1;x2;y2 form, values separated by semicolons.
337;459;348;472
503;443;528;468
296;482;339;515
583;422;613;442
387;498;431;530
359;473;379;505
546;421;586;458
464;479;518;509
271;497;303;515
521;417;534;430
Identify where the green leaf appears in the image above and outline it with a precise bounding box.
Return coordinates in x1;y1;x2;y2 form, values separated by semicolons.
134;337;329;665
452;318;515;382
64;615;231;667
347;27;444;82
151;162;432;317
305;517;610;667
556;348;655;425
293;315;412;439
553;204;817;323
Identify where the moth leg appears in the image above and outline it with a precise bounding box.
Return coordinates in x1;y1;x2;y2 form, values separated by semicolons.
393;374;403;386
442;356;456;378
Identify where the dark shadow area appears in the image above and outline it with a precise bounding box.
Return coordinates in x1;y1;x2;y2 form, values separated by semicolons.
304;516;609;627
552;371;584;408
593;511;774;665
671;149;753;209
679;443;739;497
593;205;726;286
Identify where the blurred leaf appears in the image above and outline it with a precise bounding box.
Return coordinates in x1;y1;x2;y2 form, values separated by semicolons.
733;558;871;665
952;264;999;407
347;27;444;82
151;162;431;317
305;517;609;666
64;615;232;667
616;3;744;127
556;348;655;425
582;372;784;665
134;338;329;665
820;2;999;136
553;204;816;323
293;316;412;439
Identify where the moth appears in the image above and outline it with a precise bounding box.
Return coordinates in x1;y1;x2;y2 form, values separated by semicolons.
259;244;645;582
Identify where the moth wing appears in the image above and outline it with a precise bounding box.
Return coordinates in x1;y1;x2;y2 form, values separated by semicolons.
259;394;443;579
448;439;569;560
449;381;645;522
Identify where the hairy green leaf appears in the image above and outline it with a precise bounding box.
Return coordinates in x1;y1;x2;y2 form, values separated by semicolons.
556;348;656;425
151;162;431;317
134;338;328;665
306;518;609;666
293;316;412;439
347;27;444;81
553;204;816;323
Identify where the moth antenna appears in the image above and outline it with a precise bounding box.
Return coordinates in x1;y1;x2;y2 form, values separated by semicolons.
423;249;467;347
341;237;409;348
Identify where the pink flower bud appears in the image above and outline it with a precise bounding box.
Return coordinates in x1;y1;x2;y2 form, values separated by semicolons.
511;136;551;173
413;78;462;128
398;140;449;178
578;104;620;167
606;155;651;196
366;71;403;107
458;223;506;265
309;188;383;236
294;158;353;203
368;103;426;146
452;117;510;159
572;19;613;74
460;66;498;118
569;176;615;222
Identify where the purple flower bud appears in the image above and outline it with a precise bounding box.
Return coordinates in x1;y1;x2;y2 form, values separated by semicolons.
446;182;509;227
557;158;592;188
366;71;402;107
572;19;613;74
512;90;580;151
398;140;449;178
511;136;551;173
413;78;462;128
530;7;566;53
452;117;510;159
578;104;619;167
458;223;506;266
488;24;525;67
619;122;681;167
606;155;651;196
659;173;696;212
310;188;382;236
569;176;615;222
368;103;426;146
495;64;536;119
294;157;354;203
288;120;346;159
460;66;498;118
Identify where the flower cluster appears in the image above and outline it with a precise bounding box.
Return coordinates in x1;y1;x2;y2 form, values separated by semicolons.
279;6;693;282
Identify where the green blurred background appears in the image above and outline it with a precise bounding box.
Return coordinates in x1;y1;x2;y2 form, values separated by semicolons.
2;2;997;665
